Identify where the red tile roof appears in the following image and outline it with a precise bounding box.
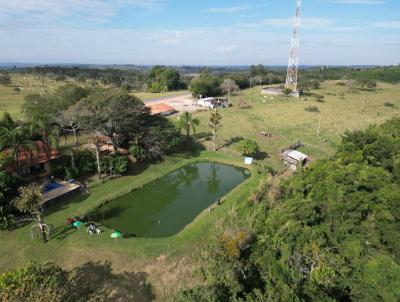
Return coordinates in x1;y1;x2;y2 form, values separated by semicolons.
146;103;175;115
3;141;59;173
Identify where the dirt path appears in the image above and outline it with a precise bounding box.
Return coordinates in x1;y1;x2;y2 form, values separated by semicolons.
144;92;199;112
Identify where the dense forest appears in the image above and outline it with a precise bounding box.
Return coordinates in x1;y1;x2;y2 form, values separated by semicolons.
175;118;400;301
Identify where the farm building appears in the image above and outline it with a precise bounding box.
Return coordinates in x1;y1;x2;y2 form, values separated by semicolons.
3;141;59;176
146;103;175;116
281;149;308;170
196;97;231;110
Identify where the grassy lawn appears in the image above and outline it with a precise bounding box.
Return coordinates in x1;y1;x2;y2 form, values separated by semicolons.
0;151;258;300
188;81;400;171
0;74;70;119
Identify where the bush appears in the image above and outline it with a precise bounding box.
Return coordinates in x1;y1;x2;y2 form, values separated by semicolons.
149;82;165;93
249;180;269;204
336;81;346;86
283;88;292;96
238;139;259;157
129;144;148;162
102;155;130;176
50;150;96;179
74;150;96;174
305;106;320;112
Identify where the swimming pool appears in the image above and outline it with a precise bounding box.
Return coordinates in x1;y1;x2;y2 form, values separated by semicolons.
42;182;63;193
91;162;250;238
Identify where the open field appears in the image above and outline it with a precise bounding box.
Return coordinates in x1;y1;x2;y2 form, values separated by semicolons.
1;78;400;300
0;151;258;301
188;81;400;171
0;74;70;119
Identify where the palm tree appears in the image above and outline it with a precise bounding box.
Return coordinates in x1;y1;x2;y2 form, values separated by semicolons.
13;185;51;242
0;125;36;174
209;110;222;152
178;112;200;138
30;115;60;165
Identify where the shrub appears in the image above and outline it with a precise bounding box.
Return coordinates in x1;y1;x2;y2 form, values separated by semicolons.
238;139;259;157
283;88;292;96
50;150;96;179
129;144;148;162
305;106;320;112
102;155;130;176
74;150;96;174
336;81;346;86
149;82;165;93
249;180;269;204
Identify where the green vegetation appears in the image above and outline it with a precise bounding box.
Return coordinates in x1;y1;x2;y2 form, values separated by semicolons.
189;71;222;97
237;139;259;158
0;151;256;300
1;65;400;300
0;261;94;302
176;118;400;301
147;65;187;92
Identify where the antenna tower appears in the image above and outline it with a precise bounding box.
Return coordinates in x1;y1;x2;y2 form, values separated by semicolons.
285;0;302;92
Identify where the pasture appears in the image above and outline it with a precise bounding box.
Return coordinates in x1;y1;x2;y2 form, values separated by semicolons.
191;81;400;170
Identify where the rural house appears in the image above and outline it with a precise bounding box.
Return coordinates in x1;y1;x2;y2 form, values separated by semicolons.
3;141;59;176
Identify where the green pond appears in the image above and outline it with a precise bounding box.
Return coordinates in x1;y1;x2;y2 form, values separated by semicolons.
91;162;250;238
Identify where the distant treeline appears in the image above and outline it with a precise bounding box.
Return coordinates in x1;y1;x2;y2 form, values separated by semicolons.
300;65;400;83
7;65;400;93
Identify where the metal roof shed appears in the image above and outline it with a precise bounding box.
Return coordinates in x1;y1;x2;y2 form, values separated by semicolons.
287;150;308;162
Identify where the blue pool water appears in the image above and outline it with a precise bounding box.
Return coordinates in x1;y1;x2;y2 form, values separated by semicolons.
43;182;63;193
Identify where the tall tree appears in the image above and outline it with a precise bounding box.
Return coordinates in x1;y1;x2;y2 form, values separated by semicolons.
190;72;222;98
76;90;147;179
178;112;200;138
55;103;81;147
209;110;222;152
30;114;60;169
220;79;239;101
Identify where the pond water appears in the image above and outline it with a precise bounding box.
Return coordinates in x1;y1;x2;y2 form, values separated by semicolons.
91;162;250;238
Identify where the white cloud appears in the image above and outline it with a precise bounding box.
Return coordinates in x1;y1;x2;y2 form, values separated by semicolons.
262;17;332;29
329;0;386;4
146;30;204;45
370;21;400;29
0;0;165;25
213;46;240;54
203;6;249;14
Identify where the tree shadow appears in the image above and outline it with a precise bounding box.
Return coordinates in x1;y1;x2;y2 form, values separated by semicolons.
219;136;244;149
255;151;269;160
196;131;212;141
73;261;155;302
86;205;126;222
50;225;78;240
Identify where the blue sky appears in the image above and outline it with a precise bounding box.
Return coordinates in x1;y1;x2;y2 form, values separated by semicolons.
0;0;399;65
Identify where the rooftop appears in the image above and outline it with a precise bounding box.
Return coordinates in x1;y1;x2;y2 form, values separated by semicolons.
3;141;59;173
146;103;175;115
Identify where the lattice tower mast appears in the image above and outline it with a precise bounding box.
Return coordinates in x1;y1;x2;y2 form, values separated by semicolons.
285;0;302;92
